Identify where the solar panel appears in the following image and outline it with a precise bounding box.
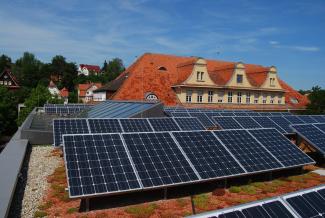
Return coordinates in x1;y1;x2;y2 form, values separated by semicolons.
213;117;242;129
311;115;325;123
173;117;205;130
53;119;89;146
314;123;325;133
298;115;318;123
269;116;293;133
251;116;285;133
258;112;272;116
172;131;245;179
219;112;235;116
214;130;283;172
119;119;153;132
291;124;325;155
233;112;249;116
170;112;190;117
248;129;315;167
63;134;141;197
88;119;122;133
204;112;221;121
122;132;199;187
233;116;262;129
189;112;215;128
283;115;305;124
148;118;180;131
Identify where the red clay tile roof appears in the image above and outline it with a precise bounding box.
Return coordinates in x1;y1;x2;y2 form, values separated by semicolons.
79;64;101;72
278;79;309;109
112;53;308;109
78;83;102;97
60;87;69;97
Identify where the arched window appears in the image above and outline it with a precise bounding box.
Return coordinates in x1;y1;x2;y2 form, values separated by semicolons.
158;66;167;71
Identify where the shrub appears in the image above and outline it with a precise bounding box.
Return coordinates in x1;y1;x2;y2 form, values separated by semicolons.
125;203;157;218
241;185;256;195
229;186;241;193
38;200;53;210
193;194;209;209
34;210;48;217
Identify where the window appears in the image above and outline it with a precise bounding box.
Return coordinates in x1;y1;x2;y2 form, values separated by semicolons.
237;74;243;83
246;92;251;104
186;90;192;103
254;94;259;104
262;95;267;104
218;92;224;103
290;97;299;104
4;81;7;85
8;81;12;85
270;95;274;104
197;71;204;81
228;91;233;103
0;81;3;85
197;90;203;103
208;91;213;103
237;92;242;104
278;95;283;104
158;66;167;71
270;78;275;86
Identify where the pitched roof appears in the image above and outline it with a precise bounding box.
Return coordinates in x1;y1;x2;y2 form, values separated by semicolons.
111;53;308;109
78;83;102;97
48;80;57;88
278;79;309;109
60;87;69;97
0;69;20;88
79;64;101;72
94;72;129;92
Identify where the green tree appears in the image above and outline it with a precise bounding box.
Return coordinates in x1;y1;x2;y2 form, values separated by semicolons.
14;52;43;88
101;60;108;72
102;58;125;82
306;86;325;114
68;90;78;103
50;55;77;91
0;86;18;136
17;85;52;125
0;54;12;72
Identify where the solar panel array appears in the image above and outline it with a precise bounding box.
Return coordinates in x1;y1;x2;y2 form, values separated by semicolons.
45;104;92;115
187;185;325;218
53;117;204;146
291;123;325;156
62;128;314;198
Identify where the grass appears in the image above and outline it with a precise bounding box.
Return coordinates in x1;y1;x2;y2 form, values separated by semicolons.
66;207;78;214
37;200;53;210
229;186;241;193
251;182;265;189
241;185;257;195
34;210;48;217
193;194;209;210
125;203;157;218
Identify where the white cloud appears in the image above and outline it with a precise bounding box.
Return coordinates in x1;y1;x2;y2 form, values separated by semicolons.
269;41;320;52
269;41;279;45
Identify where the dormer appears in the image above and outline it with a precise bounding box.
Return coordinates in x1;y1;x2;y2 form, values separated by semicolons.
260;66;283;90
225;62;253;88
182;58;215;86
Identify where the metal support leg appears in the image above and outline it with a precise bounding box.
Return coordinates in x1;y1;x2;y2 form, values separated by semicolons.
164;188;167;200
190;195;196;215
85;198;90;212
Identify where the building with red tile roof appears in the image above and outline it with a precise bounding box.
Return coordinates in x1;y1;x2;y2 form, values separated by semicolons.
100;53;308;110
78;64;101;76
78;83;102;103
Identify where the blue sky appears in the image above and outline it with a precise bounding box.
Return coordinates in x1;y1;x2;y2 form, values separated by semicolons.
0;0;324;89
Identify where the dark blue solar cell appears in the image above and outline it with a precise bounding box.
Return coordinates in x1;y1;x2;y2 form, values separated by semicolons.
214;130;283;172
120;119;153;132
172;131;245;179
249;129;314;167
252;116;285;133
122;132;199;187
311;115;325;123
302;191;325;214
286;195;319;218
315;123;325;133
262;201;295;218
241;205;271;218
173;117;205;130
189;112;215;128
53;119;89;146
218;211;245;218
170;112;190;117
88;119;122;133
213;117;242;129
63;134;141;197
269;116;293;133
298;115;318;123
148;118;180;131
233;116;261;129
284;115;305;124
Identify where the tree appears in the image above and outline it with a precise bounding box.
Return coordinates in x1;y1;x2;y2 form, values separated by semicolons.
306;86;325;114
102;58;125;82
101;60;108;72
0;86;18;136
14;52;43;88
17;85;52;125
0;54;12;72
50;55;77;91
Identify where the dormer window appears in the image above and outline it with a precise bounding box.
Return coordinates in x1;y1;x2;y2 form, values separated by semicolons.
270;78;275;86
197;71;204;81
237;74;243;83
158;66;167;71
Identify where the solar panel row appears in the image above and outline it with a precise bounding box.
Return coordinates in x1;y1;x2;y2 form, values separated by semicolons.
187;185;325;218
45;104;92;115
62;128;314;198
291;123;325;156
53;117;205;146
